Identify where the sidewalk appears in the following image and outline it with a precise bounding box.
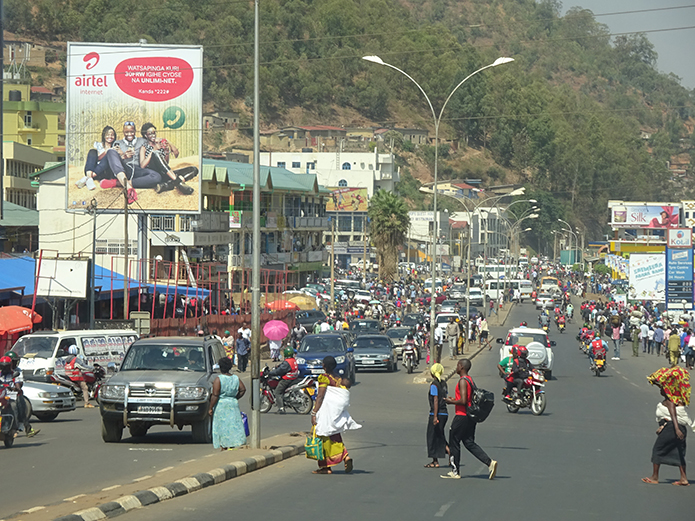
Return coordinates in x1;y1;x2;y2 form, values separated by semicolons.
14;433;307;521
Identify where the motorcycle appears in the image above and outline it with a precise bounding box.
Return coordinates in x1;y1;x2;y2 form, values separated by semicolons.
0;385;18;448
259;366;315;414
51;363;106;401
541;323;549;333
504;368;547;416
558;322;566;333
402;342;418;374
590;355;607;377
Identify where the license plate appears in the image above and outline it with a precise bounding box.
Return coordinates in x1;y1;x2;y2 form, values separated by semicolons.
362;359;375;364
310;369;323;375
596;360;604;366
136;406;163;414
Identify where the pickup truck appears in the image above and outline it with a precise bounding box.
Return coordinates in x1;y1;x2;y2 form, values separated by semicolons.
98;336;227;443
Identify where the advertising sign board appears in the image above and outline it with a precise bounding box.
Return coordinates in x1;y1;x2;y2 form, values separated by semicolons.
667;228;692;248
611;204;680;229
665;248;694;309
326;188;368;212
66;43;203;213
628;253;665;301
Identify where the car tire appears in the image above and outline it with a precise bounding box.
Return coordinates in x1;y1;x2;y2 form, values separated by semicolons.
4;432;15;447
101;417;123;443
34;412;59;422
129;424;149;438
191;414;212;444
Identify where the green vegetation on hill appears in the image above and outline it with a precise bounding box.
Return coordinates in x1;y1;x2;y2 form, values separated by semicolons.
9;0;695;248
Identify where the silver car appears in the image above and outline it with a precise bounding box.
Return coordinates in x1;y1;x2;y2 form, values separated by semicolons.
24;381;76;421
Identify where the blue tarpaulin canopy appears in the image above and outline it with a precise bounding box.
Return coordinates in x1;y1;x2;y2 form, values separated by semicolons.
0;257;36;297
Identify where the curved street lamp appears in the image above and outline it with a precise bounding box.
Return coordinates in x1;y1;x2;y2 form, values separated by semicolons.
363;54;514;354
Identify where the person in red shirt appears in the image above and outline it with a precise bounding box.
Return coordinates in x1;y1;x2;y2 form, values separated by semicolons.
441;359;498;480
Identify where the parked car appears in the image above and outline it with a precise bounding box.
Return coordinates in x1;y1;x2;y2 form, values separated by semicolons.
99;335;227;443
497;327;556;379
296;334;355;383
295;310;327;330
351;335;397;372
24;380;76;421
350;319;381;336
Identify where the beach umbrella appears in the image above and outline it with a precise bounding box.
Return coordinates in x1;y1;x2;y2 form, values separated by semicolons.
265;299;300;311
288;295;318;310
0;306;42;336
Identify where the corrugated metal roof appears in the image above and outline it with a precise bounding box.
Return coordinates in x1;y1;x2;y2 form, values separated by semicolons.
0;202;39;227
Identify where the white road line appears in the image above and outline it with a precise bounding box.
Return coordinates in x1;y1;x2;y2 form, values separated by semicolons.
128;448;173;451
22;507;45;514
64;494;86;502
133;475;152;483
631;382;639;388
435;502;454;517
101;485;121;491
183;459;197;464
622;376;629;381
157;466;174;473
614;370;621;374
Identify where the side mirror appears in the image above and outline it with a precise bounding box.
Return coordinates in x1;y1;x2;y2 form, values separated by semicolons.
347;347;354;353
550;341;556;346
106;362;117;374
212;363;221;373
496;338;504;344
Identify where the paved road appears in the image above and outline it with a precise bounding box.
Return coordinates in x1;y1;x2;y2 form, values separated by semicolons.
3;350;434;519
117;302;692;520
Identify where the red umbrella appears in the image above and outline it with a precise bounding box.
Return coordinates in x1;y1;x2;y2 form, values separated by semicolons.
263;320;290;341
0;306;42;336
265;300;300;311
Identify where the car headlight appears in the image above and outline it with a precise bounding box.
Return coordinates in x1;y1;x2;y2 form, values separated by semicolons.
38;391;60;398
101;385;126;400
296;357;306;364
175;387;207;400
335;356;346;364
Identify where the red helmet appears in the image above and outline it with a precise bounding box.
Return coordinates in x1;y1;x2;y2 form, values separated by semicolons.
516;346;529;359
511;344;521;357
0;356;12;369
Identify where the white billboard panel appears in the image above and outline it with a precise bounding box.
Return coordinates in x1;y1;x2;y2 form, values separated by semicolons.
36;259;90;299
628;253;665;302
66;43;203;213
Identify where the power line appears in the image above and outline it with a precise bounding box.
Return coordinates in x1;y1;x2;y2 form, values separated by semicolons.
38;189;122;236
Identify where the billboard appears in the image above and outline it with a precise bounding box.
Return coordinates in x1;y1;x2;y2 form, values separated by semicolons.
667;228;692;248
665;248;694;309
628;253;665;301
66;43;203;213
611;204;680;229
326;188;368;212
36;259;89;299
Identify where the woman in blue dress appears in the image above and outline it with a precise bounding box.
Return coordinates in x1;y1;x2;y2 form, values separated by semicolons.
210;357;247;450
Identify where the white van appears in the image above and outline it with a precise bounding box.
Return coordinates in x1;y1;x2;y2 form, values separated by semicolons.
12;329;139;377
484;280;533;302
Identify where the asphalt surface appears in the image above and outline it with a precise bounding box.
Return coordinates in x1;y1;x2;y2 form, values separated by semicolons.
110;301;692;520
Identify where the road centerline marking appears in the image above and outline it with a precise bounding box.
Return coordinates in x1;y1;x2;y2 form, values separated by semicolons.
435;501;454;517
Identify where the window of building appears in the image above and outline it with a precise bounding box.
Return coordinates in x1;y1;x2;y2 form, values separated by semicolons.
368;164;373;169
307;162;315;170
338;215;352;232
151;215;176;231
338;235;350;243
338;179;348;187
360;162;365;169
291;161;301;169
353;215;364;232
277;162;286;168
24;111;32;127
179;215;191;232
27;138;32;146
341;162;351;170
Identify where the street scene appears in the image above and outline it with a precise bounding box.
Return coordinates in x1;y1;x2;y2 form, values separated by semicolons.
3;0;695;520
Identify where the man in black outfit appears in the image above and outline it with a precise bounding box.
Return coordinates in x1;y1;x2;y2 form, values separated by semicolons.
441;359;498;480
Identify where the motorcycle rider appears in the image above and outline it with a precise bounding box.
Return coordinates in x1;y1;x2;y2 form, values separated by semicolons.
498;345;517;398
503;346;531;402
291;323;307;349
538;312;550;330
557;314;566;330
267;347;300;414
403;333;419;367
64;345;94;407
589;333;608;367
5;351;39;437
0;356;20;430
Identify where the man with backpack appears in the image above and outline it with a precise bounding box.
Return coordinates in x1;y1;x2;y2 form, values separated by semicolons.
441;359;498;480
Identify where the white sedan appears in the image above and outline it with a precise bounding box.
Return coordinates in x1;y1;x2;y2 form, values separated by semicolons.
24;380;76;421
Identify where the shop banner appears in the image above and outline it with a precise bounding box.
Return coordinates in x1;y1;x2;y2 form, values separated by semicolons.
665;247;694;309
628;253;665;302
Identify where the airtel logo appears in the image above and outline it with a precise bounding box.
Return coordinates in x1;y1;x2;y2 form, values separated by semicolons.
84;52;100;70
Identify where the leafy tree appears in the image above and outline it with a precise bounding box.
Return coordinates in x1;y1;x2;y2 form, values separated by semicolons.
368;190;410;282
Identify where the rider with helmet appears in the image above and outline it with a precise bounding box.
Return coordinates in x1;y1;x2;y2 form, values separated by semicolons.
64;345;94;407
589;333;608;366
5;351;39;437
267;347;300;414
504;345;531;401
519;322;528;328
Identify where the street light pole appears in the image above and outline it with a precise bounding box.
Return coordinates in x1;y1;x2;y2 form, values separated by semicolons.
558;218;574;266
363;55;514;358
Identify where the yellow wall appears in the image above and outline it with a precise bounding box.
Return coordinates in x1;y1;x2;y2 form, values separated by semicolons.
609;241;665;254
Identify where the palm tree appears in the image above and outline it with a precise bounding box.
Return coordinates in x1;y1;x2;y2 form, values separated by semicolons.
367;189;410;282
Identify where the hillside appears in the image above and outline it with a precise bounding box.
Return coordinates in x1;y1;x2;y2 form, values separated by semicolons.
7;0;695;250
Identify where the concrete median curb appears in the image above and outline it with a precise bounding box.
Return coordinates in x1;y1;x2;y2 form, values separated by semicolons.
52;440;306;521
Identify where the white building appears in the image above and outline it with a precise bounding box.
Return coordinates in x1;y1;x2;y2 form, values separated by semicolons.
408;211;452;262
450;207;507;259
260;151;398;195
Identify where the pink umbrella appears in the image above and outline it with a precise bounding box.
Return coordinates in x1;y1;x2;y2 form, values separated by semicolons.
263;320;290;341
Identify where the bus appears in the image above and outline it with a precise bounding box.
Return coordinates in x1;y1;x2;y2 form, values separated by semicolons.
539;276;559;292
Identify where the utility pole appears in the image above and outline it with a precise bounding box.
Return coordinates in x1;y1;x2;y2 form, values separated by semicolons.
89;199;97;329
0;0;4;221
362;217;367;279
330;217;335;309
123;188;129;319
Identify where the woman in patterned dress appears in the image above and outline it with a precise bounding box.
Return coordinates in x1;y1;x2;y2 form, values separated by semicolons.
210;357;247;450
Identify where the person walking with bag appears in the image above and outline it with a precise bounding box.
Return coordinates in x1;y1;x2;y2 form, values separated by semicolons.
441;359;498;480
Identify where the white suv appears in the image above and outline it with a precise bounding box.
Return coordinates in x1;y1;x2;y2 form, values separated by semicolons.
497;327;556;380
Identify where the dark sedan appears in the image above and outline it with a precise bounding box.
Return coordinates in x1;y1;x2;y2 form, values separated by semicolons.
351;334;397;372
350;319;381;336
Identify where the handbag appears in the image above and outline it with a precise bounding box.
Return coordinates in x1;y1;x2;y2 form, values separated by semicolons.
305;426;324;460
240;411;249;437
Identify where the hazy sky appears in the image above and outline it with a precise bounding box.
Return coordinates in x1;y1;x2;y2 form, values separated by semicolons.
562;1;695;89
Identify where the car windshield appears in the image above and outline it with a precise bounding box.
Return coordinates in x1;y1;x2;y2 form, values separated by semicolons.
353;337;391;349
350;321;379;332
442;300;457;307
299;336;345;353
507;333;548;346
386;329;407;339
469;289;481;295
12;336;58;359
402;314;422;325
121;344;206;371
539;294;552;299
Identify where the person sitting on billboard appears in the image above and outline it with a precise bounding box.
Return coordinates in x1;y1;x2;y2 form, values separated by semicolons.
100;121;162;204
139;122;197;196
75;126;118;191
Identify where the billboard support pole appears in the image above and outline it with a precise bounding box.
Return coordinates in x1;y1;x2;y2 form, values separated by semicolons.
249;0;261;450
123;189;129;320
89;199;97;329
